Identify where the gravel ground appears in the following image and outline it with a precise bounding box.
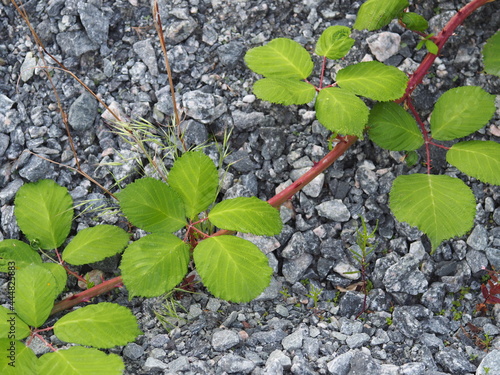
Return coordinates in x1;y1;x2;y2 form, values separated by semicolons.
1;0;500;374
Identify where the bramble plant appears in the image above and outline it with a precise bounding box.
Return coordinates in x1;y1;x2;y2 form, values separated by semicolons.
244;0;500;253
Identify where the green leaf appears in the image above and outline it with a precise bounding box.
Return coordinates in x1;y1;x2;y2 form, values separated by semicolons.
38;346;124;375
168;151;219;220
425;40;439;55
446;141;500;185
0;240;41;273
389;174;475;250
14;264;56;327
120;233;190;298
367;102;424;151
0;339;37;375
252;78;316;105
194;236;273;302
315;26;355;59
117;178;186;233
0;306;31;340
39;263;67;299
336;61;408;101
315;87;369;136
62;225;129;265
244;38;314;79
400;12;429;32
209;197;282;236
483;29;500;77
430;86;496;140
53;303;141;348
14;180;73;249
354;0;409;31
405;151;419;167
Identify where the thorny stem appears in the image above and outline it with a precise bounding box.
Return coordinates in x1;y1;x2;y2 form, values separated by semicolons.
319;56;327;89
406;98;433;174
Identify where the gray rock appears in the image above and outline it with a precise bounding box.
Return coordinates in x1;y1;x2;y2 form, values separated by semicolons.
282;328;304;351
400;362;425;375
290;168;324;198
316;199;350;222
435;347;476;374
182;90;226;124
476;350;500;375
20;52;37;82
0;133;9;157
251;329;287;345
392;306;423;339
346;333;370;348
165;18;197;44
218;353;255;374
144;357;167;371
467;225;488;250
123;343;144;360
78;2;109;45
259;127;286;160
466;250;489;274
486;247;500;269
68;93;98;131
282;253;313;284
493;207;500;226
383;253;428;295
224;149;260;172
0;94;15;115
19;154;53;182
168;45;190;73
367;32;401;62
202;24;218;45
211;329;240;351
233;110;272;131
282;232;307;259
327;350;355;375
217;41;246;67
338;291;364;318
180;120;208;148
0;178;22;206
349;351;381;374
355;166;379;195
421;282;446;312
266;349;291;369
150;334;170;348
167;356;190;372
133;39;159;77
56;31;98;57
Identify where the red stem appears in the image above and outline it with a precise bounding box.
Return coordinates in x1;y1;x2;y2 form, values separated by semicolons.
399;0;495;103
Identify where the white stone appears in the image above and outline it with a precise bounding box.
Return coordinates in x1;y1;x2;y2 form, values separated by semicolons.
367;32;401;61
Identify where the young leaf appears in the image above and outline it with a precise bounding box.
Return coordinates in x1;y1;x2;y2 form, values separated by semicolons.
315;26;355;60
168;151;219;220
315;87;369;136
354;0;409;31
39;263;67;299
117;178;186;233
430;86;496;140
389;174;475;250
208;197;282;236
38;346;124;375
0;339;37;375
244;38;314;79
194;236;273;302
425;40;439;55
0;306;31;340
120;233;190;298
54;303;141;348
62;225;129;265
400;12;429;32
14;264;56;328
483;29;500;77
367;102;423;151
0;240;41;273
336;61;408;101
446;141;500;185
252;78;316;105
14;179;73;250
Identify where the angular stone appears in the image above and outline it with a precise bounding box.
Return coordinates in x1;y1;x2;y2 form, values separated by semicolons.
78;2;109;45
68;92;98;131
477;350;500;375
211;330;240;351
218;354;255;374
56;31;98;57
467;225;488;250
133;39;159;76
316;200;350;222
367;32;401;61
383;253;428;295
435;347;475;374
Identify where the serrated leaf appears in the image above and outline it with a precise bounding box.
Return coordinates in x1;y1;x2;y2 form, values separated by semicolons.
39;263;67;299
389;174;475;250
168;151;219;220
38;346;124;375
252;78;316;105
405;151;419;167
244;38;314;79
120;233;190;298
62;225;129;265
315;26;355;59
483;29;500;77
194;236;273;302
0;339;37;375
14;180;73;249
54;303;141;348
400;12;429;32
14;264;56;327
336;61;408;101
430;86;496;140
0;307;31;340
447;141;500;185
0;240;41;273
315;87;369;136
354;0;409;31
367;102;423;151
209;197;282;235
425;40;439;55
117;178;186;233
